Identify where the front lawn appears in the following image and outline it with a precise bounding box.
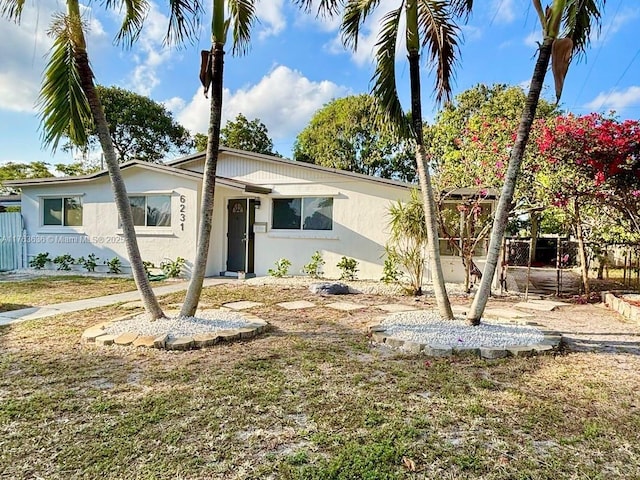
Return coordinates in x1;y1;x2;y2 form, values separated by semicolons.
0;275;169;312
0;284;638;479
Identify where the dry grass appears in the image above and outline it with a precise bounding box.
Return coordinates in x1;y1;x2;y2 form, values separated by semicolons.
0;276;169;312
1;284;639;479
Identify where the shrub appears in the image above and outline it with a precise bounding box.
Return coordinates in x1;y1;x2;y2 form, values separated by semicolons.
337;256;358;281
380;250;403;284
160;257;186;278
268;258;291;278
77;253;99;272
53;254;74;271
142;261;156;278
302;251;325;279
29;252;50;270
105;257;122;274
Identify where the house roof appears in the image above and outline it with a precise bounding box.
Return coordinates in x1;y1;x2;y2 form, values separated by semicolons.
0;194;21;206
1;160;271;194
168;147;412;189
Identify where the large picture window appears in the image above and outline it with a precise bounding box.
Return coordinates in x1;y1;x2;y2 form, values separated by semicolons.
129;195;171;227
43;196;82;226
272;197;333;231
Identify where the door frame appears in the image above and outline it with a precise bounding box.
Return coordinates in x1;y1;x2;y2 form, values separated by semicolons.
225;197;256;274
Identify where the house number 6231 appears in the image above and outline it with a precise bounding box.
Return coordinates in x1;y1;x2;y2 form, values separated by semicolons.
179;195;186;231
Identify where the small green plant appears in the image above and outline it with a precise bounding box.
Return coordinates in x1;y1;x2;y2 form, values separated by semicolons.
337;256;358;281
28;252;50;269
380;250;403;284
268;258;291;278
302;251;325;279
142;261;156;277
77;253;99;272
53;254;74;271
105;257;122;274
160;257;186;278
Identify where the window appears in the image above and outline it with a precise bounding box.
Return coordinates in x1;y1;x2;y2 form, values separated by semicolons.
272;197;333;231
43;196;82;226
129;195;171;227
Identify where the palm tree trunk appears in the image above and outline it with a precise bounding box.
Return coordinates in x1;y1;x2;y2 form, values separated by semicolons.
408;50;453;320
181;43;224;317
467;37;554;325
73;28;164;320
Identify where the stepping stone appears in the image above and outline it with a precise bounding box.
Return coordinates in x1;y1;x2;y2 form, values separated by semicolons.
82;327;107;342
326;302;364;312
277;300;316;310
132;335;156;348
375;304;418;313
153;333;169;349
222;301;263;310
193;332;220;348
95;334;117;346
166;337;194;351
114;332;138;346
514;300;568;312
483;308;536;320
217;330;241;342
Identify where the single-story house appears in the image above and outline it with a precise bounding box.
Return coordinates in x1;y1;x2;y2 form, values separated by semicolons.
2;148;497;282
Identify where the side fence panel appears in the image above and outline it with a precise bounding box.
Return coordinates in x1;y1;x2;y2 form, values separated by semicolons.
0;212;26;271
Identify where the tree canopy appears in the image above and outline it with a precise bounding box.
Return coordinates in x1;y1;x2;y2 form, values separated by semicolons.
0;161;53;194
69;85;193;163
293;95;416;182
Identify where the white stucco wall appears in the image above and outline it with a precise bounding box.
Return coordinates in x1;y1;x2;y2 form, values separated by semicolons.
19;167;200;274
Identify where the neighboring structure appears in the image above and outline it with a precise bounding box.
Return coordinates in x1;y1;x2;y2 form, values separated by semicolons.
2;148;498;282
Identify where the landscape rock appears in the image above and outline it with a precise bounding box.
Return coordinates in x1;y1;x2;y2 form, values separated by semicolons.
309;282;350;295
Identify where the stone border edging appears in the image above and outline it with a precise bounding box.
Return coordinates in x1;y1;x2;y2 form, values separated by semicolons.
81;311;269;351
602;291;640;325
367;319;562;359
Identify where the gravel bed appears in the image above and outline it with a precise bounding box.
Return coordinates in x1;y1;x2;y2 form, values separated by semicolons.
104;310;251;338
380;310;544;348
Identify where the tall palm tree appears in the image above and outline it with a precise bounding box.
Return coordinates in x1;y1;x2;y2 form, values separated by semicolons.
0;0;185;319
300;0;474;319
180;0;256;317
467;0;604;324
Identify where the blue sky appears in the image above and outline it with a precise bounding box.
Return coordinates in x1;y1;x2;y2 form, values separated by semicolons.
1;0;638;167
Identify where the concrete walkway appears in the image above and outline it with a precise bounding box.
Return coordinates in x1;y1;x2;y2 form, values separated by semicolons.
0;278;232;326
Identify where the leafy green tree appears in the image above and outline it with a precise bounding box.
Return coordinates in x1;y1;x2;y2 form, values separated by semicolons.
0;161;53;193
468;0;605;323
294;95;416;182
220;113;277;155
55;161;100;177
180;0;257;318
2;0;170;319
70;85;193;163
194;133;208;152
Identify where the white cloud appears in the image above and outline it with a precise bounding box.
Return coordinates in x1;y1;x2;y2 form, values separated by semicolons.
491;0;515;24
293;4;341;33
595;8;640;44
254;0;286;40
585;86;640;112
174;65;349;141
524;30;541;48
461;25;483;42
0;3;107;113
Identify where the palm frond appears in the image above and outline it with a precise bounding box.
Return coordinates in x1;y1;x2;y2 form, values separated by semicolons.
37;13;93;151
563;0;604;58
448;0;473;20
371;7;410;138
294;0;343;18
341;0;383;52
417;0;460;104
0;0;25;22
165;0;203;46
104;0;149;47
228;0;256;55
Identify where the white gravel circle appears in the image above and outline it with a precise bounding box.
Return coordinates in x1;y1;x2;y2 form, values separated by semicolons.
380;310;543;348
104;310;252;338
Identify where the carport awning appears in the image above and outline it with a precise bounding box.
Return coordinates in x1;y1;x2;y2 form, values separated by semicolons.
216;176;272;195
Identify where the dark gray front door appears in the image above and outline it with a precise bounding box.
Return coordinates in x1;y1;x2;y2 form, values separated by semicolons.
227;199;247;272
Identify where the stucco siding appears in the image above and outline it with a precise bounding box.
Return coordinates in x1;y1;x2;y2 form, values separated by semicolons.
19;167;200;273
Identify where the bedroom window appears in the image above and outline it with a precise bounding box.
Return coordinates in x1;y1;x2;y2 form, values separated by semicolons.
129;195;171;227
272;197;333;231
43;196;83;226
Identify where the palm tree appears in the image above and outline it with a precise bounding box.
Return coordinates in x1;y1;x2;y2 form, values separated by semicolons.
467;0;605;324
180;0;256;317
299;0;474;319
0;0;184;319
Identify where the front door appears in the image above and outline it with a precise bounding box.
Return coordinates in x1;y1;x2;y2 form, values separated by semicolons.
227;199;247;272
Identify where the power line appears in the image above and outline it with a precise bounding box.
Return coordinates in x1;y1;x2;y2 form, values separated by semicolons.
595;46;640;111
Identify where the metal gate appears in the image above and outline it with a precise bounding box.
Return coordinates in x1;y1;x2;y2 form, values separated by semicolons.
0;212;26;271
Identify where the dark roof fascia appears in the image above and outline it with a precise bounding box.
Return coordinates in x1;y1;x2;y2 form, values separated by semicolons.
216;176;272;194
168;147;412;190
2;160;203;187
